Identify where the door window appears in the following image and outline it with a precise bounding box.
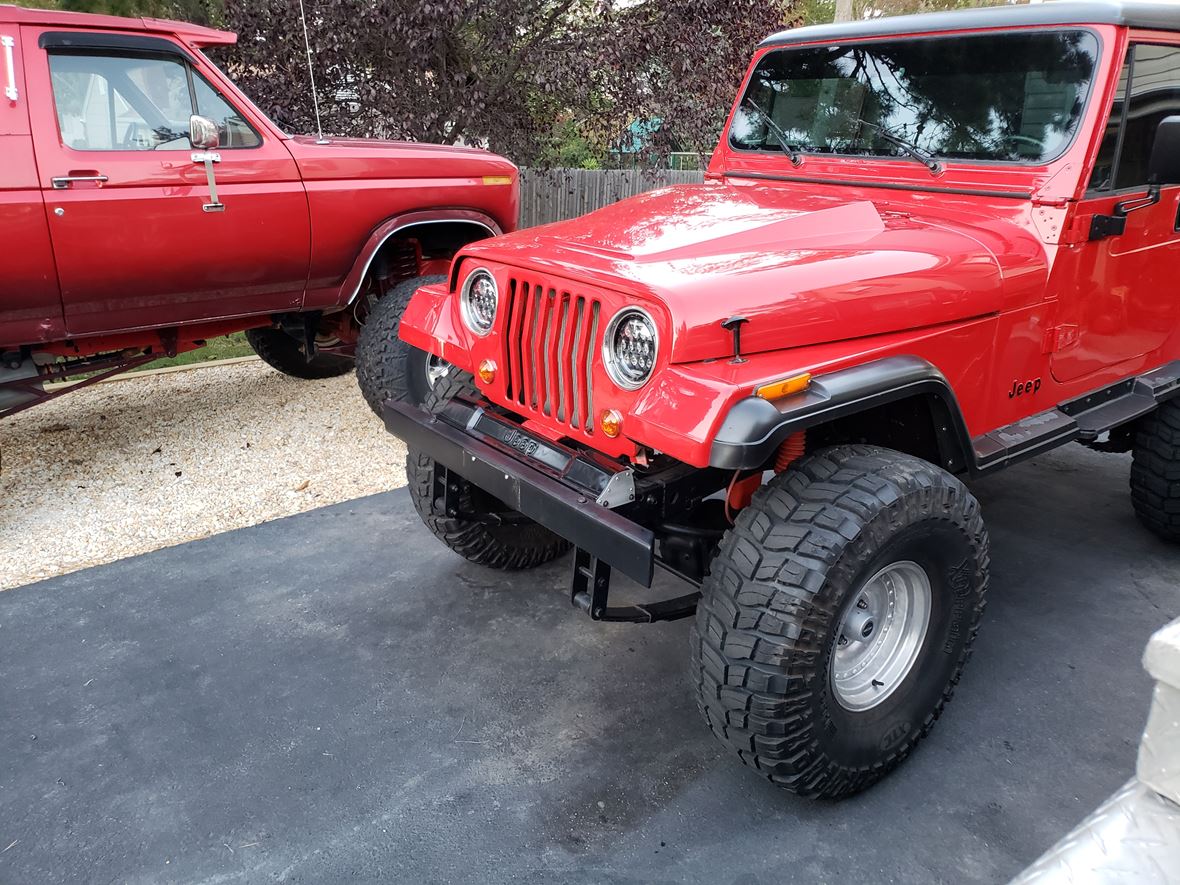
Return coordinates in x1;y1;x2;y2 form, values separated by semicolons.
191;74;260;149
48;51;260;151
1088;43;1180;191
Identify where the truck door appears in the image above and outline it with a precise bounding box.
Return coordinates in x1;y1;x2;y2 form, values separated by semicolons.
1052;41;1180;383
0;24;64;349
22;28;310;337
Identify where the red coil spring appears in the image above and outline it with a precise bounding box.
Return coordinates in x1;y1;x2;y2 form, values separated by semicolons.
774;431;806;473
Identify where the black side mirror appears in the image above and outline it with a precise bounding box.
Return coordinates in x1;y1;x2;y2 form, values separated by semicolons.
1148;115;1180;185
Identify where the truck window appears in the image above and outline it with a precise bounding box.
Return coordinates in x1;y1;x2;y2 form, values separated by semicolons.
191;74;261;149
1089;43;1180;191
48;51;260;151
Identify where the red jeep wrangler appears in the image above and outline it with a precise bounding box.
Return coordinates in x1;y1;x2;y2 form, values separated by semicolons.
0;4;516;417
380;1;1180;798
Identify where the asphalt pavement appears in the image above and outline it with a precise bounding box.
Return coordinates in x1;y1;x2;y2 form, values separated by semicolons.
1;444;1177;884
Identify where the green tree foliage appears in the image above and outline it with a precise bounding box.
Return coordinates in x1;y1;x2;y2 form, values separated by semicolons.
801;0;1026;26
51;0;221;24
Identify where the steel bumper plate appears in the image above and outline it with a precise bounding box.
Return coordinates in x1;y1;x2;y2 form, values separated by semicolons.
382;398;655;587
1011;779;1180;884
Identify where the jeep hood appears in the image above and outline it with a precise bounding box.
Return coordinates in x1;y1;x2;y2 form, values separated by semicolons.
466;182;1017;364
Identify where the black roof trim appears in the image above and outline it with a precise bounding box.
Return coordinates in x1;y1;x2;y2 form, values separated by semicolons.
760;1;1180;47
39;30;194;59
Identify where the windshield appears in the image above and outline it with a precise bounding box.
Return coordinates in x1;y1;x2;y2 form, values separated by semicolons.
731;29;1100;165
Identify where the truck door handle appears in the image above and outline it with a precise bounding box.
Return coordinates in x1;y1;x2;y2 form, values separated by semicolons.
51;173;109;189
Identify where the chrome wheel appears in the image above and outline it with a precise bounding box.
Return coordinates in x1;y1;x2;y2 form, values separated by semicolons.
425;353;451;389
831;560;932;712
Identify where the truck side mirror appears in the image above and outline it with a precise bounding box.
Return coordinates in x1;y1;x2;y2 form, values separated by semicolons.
189;114;220;150
1148;116;1180;185
189;114;224;212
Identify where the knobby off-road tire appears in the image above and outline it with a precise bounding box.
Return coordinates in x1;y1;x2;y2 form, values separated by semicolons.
1130;399;1180;541
355;274;447;415
245;327;355;380
691;445;989;799
406;370;571;570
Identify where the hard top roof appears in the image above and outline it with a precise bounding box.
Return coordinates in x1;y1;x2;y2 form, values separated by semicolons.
761;0;1180;47
0;4;236;45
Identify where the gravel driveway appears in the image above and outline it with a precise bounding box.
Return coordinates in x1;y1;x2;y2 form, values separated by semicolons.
0;360;407;590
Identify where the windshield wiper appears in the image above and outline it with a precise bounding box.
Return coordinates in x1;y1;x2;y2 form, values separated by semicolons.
855;119;943;176
743;99;803;166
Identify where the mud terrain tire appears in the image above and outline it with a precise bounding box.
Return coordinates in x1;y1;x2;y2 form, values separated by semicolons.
356;274;446;415
691;445;989;799
406;370;571;570
1131;399;1180;541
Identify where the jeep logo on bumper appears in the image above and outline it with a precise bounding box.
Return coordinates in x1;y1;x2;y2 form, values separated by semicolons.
503;429;540;457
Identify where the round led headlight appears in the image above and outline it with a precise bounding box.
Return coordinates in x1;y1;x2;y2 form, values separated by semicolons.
603;307;658;390
460;268;498;336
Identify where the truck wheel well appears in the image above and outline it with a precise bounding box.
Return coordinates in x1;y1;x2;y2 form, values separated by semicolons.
369;221;494;287
804;393;970;475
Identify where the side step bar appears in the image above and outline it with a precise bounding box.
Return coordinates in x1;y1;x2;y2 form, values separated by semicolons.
973;361;1180;472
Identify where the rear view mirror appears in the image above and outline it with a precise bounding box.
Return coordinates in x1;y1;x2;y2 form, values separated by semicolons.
1148;116;1180;185
189;114;220;150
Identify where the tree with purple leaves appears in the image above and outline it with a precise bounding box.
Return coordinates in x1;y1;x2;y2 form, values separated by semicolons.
215;0;799;164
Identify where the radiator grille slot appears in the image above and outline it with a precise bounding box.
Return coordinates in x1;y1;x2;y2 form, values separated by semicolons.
503;279;599;434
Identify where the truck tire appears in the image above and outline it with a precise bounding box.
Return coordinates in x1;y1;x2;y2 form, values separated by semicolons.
406;370;571;570
691;445;989;799
244;327;354;380
1130;399;1180;541
356;274;447;416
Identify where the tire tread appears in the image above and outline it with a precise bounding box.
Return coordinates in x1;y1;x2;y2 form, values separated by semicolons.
690;445;989;799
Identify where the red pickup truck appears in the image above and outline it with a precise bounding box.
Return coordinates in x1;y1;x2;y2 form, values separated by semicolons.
382;1;1180;798
0;4;517;416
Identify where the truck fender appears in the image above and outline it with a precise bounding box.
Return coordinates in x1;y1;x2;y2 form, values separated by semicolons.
341;209;503;306
708;355;975;473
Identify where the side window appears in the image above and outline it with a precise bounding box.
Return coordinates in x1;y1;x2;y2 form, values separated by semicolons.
48;51;261;151
192;75;260;149
1089;43;1180;191
48;52;192;151
1116;44;1180;189
1088;53;1131;190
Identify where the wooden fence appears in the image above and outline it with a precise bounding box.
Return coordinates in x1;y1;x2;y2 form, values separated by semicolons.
518;167;706;229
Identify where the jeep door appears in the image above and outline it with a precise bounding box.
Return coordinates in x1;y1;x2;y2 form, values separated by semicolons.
1052;39;1180;383
22;28;310;336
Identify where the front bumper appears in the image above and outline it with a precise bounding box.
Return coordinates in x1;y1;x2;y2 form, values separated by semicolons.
382;398;656;587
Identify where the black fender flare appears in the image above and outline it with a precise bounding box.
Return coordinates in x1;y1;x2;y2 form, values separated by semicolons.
708;355;976;472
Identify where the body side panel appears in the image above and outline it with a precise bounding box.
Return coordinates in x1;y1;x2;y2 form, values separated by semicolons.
288;138;518;305
0;23;64;347
22;24;312;335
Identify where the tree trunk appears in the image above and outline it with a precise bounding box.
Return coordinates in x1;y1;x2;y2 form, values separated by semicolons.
834;0;854;22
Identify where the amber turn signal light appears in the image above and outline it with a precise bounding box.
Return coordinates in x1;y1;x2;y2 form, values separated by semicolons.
600;409;623;438
477;359;497;385
755;372;811;400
